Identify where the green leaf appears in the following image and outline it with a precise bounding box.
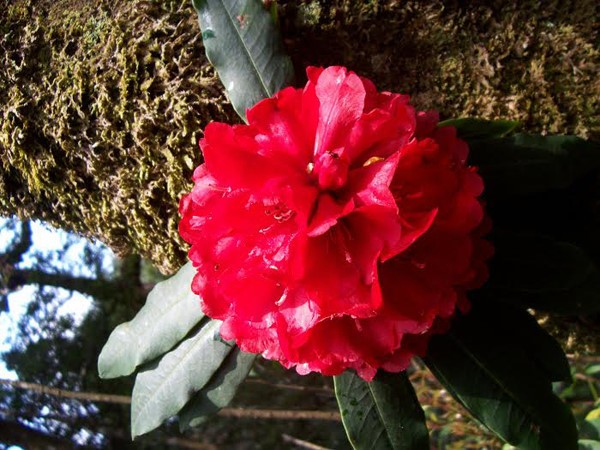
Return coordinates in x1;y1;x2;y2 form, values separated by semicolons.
192;0;295;121
579;440;600;450
131;319;234;438
179;348;255;431
586;364;600;377
478;232;600;314
485;304;571;383
468;134;600;196
580;416;600;440
424;302;578;450
334;370;429;450
98;262;204;379
438;117;519;140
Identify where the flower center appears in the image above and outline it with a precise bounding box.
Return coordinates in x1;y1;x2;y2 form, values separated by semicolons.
265;201;295;223
314;150;350;191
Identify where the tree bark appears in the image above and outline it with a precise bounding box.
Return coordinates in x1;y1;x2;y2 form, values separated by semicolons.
1;0;597;273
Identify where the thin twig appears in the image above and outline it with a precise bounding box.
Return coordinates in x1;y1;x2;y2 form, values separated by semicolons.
282;434;333;450
245;378;333;393
217;408;340;422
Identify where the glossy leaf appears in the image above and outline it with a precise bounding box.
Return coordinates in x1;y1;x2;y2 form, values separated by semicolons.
131;319;234;438
439;117;519;140
179;348;255;431
485;304;571;382
192;0;295;121
98;262;204;379
479;232;600;314
468;134;600;195
424;302;578;450
334;370;429;450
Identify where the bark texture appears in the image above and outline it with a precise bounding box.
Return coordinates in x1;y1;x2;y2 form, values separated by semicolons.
1;0;598;273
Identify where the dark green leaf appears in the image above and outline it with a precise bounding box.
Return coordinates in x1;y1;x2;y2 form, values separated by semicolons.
424;301;578;450
131;319;234;438
468;134;600;195
192;0;295;121
98;262;204;379
438;117;519;140
488;304;571;382
478;232;600;314
334;370;429;450
179;348;255;431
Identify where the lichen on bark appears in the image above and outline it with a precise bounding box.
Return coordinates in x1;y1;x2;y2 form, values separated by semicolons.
0;0;236;273
1;0;598;274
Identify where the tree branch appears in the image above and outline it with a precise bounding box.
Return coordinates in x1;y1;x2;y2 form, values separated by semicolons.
0;379;131;404
217;408;341;422
3;220;32;266
1;378;341;421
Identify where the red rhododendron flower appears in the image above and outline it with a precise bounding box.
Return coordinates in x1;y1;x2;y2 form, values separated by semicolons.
179;66;491;381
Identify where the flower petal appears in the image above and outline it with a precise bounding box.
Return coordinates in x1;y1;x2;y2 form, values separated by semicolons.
312;66;366;157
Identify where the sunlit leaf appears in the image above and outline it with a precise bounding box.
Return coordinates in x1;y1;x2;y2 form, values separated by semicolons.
98;262;204;379
179;348;255;431
131;319;234;438
192;0;295;121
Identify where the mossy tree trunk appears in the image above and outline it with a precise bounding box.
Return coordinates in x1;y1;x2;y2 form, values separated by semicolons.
1;0;598;273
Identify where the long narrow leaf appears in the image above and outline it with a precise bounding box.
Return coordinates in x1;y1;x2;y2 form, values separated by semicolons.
192;0;295;121
424;302;577;450
98;262;204;379
179;348;256;431
131;319;234;438
334;370;429;450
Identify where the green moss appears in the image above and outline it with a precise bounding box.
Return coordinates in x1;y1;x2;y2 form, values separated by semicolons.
0;0;235;273
295;1;322;27
279;0;599;137
0;0;598;274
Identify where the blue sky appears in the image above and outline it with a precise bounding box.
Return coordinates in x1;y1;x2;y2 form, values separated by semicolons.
0;219;112;380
